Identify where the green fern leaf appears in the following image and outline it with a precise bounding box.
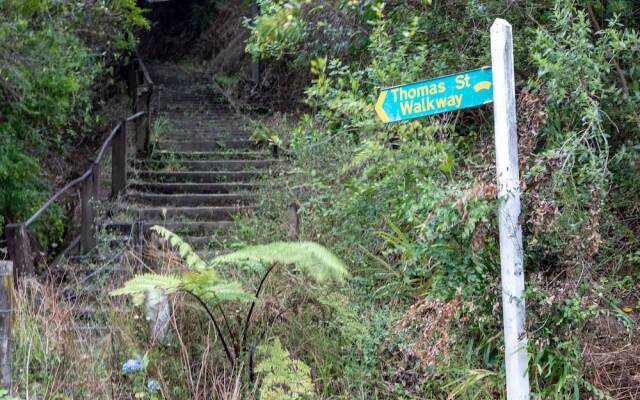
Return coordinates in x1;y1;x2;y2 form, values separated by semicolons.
110;273;181;306
211;242;349;283
152;225;207;270
198;281;255;303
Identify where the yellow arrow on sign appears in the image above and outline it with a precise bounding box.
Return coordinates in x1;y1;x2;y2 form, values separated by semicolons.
375;91;389;123
473;81;492;92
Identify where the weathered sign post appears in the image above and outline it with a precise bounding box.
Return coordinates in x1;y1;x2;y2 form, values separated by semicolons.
489;19;529;400
375;18;529;399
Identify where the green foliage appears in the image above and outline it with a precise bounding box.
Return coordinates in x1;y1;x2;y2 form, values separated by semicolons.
113;228;349;302
256;337;315;400
245;0;640;398
112;226;349;370
245;0;306;59
110;273;183;306
443;369;502;400
213;241;350;283
111;227;253;306
0;0;148;238
152;225;208;270
0;388;19;400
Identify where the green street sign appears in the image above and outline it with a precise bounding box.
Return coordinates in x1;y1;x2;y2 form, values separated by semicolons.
375;67;493;123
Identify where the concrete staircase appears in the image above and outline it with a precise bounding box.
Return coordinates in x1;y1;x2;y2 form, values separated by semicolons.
104;62;275;257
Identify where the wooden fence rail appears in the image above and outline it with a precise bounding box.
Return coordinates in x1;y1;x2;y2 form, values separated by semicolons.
4;52;154;285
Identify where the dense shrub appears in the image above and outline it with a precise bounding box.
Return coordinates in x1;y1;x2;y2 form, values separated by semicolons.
0;0;148;239
245;0;639;398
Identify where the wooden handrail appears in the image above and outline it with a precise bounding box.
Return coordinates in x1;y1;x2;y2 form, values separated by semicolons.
135;49;154;86
94;112;144;164
5;51;155;282
95;123;122;165
126;110;146;123
24;169;92;228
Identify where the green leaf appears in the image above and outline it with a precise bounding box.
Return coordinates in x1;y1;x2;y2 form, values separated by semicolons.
211;241;350;283
110;273;181;306
152;225;207;270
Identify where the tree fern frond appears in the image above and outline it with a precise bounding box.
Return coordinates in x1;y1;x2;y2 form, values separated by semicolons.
197;281;255;303
211;242;349;283
110;273;181;306
182;270;219;288
152;225;207;270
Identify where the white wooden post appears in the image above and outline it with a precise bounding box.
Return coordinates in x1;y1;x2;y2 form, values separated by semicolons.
490;18;530;400
145;289;170;342
0;261;12;391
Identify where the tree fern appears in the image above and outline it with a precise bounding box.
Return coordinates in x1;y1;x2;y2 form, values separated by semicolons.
111;227;349;367
212;241;349;283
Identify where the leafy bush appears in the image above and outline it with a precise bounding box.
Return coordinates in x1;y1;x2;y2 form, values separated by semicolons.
245;0;640;398
256;337;315;400
0;0;148;239
245;0;306;59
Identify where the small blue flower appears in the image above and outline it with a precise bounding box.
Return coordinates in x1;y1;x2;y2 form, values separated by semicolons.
147;379;160;392
122;359;143;374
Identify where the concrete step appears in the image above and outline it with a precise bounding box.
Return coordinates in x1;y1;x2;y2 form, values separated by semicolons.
180;159;279;170
129;181;259;194
135;159;279;171
158;104;233;112
154;95;225;101
124;206;247;220
161;134;251;141
105;220;234;235
133;170;262;183
156;140;254;151
153;234;232;252
155;99;227;105
151;150;268;160
168;118;247;124
163;130;251;138
126;192;255;206
175;235;219;249
163;128;249;136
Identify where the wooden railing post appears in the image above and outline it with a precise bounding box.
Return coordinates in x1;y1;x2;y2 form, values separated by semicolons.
112;122;127;197
135;114;145;155
5;224;34;283
128;61;139;113
91;162;101;201
287;202;300;240
144;85;153;153
137;68;144;87
80;175;96;254
0;261;12;392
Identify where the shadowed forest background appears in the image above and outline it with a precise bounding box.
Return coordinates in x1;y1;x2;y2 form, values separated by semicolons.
0;0;639;399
